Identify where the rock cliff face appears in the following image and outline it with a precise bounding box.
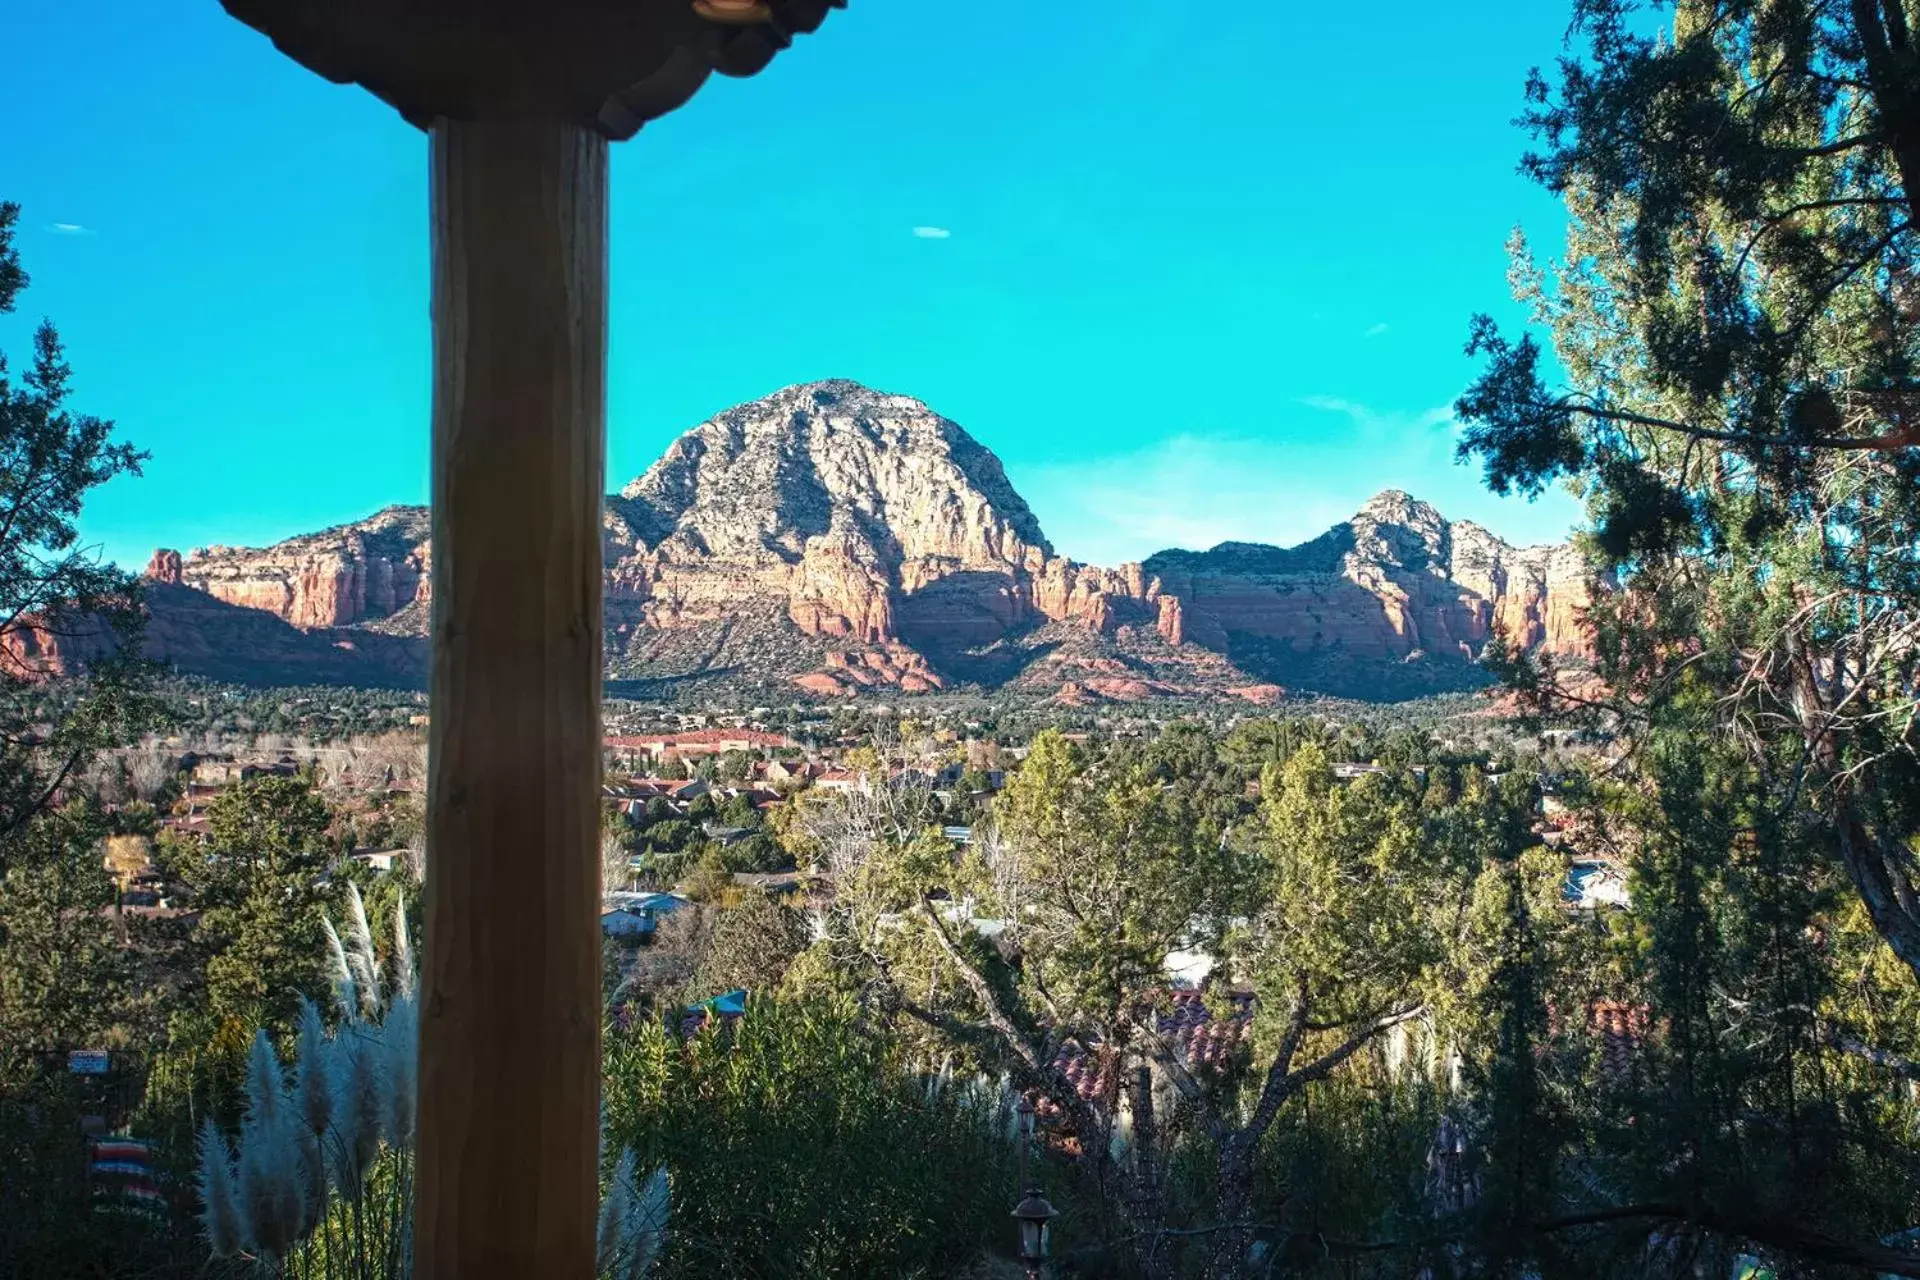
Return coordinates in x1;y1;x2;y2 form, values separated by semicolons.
600;379;1145;675
1142;490;1592;699
176;506;430;631
145;381;1595;701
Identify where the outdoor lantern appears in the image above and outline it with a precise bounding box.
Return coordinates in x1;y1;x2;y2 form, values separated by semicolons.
1016;1095;1037;1142
1012;1188;1059;1277
693;0;773;22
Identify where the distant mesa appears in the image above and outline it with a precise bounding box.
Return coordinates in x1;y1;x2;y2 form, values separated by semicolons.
123;379;1593;702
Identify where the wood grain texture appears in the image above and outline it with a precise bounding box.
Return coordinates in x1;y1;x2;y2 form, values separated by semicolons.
418;113;607;1280
215;0;847;139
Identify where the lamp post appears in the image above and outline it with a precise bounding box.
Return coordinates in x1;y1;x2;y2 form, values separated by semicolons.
1012;1095;1059;1279
1012;1188;1059;1279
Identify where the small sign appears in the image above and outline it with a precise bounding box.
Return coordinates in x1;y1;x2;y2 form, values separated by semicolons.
68;1050;109;1075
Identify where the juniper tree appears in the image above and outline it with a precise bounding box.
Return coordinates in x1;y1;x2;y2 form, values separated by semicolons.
0;202;152;871
181;775;338;1031
0;200;168;1280
799;729;1495;1279
1458;9;1920;1261
1458;0;1920;985
0;798;131;1051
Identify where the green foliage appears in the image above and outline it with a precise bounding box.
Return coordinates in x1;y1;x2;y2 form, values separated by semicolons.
642;817;696;854
793;722;1534;1276
715;749;753;784
185;776;338;1030
0;204;155;875
602;996;1017;1280
679;848;734;904
0;198;190;1280
0;1062;205;1278
717;791;760;829
1457;1;1920;986
0;798;129;1050
0;203;24;312
1446;8;1920;1264
1246;746;1459;1026
685;893;810;1001
994;729;1247;1027
717;832;788;874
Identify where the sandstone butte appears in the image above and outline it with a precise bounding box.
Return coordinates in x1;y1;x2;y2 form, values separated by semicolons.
124;379;1597;703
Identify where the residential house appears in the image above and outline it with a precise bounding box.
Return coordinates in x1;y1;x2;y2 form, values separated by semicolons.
352;848;411;874
603;728;798;766
1332;762;1429;781
1566;860;1630;910
763;758;825;786
678;987;749;1037
599;907;654;939
600;890;690;939
732;870;804;896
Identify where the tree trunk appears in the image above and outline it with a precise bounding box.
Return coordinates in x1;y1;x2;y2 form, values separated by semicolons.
1202;1138;1257;1280
1123;1065;1178;1280
1851;0;1920;229
415;112;608;1280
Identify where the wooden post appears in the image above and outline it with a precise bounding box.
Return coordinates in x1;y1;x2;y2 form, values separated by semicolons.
417;113;608;1279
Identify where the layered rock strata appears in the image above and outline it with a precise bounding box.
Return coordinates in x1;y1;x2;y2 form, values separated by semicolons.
143;382;1594;700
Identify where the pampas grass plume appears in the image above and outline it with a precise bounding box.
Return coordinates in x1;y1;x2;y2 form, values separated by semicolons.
329;1027;387;1201
294;997;334;1138
345;882;383;1020
236;1031;306;1260
596;1148;638;1273
324;915;358;1022
195;1117;244;1258
597;1149;670;1280
393;898;415;1000
626;1164;670;1280
380;989;419;1147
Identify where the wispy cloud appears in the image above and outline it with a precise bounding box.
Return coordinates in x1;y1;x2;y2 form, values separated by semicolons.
47;222;92;236
1015;397;1582;565
911;225;952;240
1019;435;1363;567
1363;322;1390;338
1299;395;1453;433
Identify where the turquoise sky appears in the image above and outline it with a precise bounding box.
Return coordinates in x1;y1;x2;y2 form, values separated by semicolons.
3;3;1585;572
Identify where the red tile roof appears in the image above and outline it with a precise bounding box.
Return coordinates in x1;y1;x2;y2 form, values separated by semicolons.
606;729;796;750
1589;999;1650;1081
1048;990;1255;1105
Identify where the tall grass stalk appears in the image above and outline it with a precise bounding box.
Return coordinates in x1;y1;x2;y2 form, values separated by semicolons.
197;895;667;1278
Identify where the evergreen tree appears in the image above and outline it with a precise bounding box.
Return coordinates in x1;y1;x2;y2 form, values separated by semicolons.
1457;0;1920;985
0;202;153;873
1456;15;1920;1238
181;775;336;1030
0;798;129;1050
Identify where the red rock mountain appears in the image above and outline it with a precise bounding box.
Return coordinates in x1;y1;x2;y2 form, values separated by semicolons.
1141;490;1596;699
176;506;431;634
139;380;1594;701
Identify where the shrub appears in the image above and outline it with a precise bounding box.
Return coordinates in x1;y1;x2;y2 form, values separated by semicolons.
603;996;1019;1279
194;885;668;1279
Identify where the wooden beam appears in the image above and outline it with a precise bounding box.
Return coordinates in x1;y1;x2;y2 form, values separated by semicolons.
216;0;848;140
417;113;607;1279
